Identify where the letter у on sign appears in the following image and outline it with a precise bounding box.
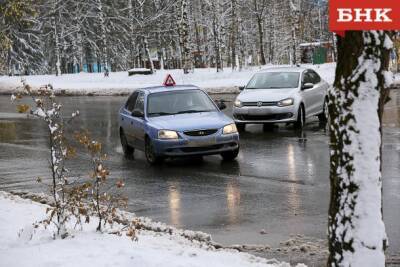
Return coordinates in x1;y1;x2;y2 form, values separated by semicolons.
329;0;399;36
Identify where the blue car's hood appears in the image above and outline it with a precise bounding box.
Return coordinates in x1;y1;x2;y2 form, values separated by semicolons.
147;111;233;131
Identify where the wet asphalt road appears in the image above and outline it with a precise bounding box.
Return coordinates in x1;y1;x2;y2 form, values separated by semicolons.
0;92;399;257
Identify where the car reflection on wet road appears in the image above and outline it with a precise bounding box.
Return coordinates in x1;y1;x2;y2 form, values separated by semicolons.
0;91;399;257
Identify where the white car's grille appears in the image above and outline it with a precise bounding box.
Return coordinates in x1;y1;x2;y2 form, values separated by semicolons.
242;101;278;107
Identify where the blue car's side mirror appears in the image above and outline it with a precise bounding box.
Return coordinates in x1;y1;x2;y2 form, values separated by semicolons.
132;109;144;118
216;100;227;110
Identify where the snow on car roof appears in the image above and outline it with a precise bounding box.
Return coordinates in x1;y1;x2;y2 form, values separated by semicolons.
141;84;200;93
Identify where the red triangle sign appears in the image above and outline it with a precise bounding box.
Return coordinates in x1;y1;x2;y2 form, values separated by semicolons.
163;74;176;87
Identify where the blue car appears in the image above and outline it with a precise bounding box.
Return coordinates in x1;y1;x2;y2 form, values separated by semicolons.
118;85;240;164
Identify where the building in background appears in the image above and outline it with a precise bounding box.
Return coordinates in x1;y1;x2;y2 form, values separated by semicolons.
300;41;334;64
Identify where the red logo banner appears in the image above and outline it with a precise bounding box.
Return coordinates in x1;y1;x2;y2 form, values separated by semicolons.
329;0;400;36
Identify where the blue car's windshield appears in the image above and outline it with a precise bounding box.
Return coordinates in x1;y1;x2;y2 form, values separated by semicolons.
246;72;299;89
147;90;217;117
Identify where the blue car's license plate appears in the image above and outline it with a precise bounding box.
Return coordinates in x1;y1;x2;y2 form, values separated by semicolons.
189;137;217;147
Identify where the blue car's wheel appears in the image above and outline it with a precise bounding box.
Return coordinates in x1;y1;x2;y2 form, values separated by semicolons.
221;148;239;161
145;138;163;165
120;129;134;158
236;123;245;132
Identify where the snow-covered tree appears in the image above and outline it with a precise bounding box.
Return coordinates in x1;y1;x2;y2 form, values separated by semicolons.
288;0;301;65
11;81;136;238
12;82;79;238
0;0;44;74
2;0;330;74
250;0;267;65
177;0;191;74
328;31;394;266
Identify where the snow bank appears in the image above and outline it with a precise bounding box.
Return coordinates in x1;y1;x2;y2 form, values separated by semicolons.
0;191;305;267
0;64;336;96
394;73;400;86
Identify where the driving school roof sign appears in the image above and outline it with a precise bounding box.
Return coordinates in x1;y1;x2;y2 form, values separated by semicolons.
329;0;400;37
163;74;176;87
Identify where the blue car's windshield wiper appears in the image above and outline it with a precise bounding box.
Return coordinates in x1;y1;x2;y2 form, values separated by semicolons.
148;112;175;117
175;109;213;114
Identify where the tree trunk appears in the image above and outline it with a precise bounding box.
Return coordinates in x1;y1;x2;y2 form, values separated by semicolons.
143;36;154;72
256;16;266;65
52;0;61;76
289;0;301;65
238;18;245;71
211;1;222;72
128;0;135;68
327;31;393;266
178;0;191;74
230;0;238;70
96;0;108;71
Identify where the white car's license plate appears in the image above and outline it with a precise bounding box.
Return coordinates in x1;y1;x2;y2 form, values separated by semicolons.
248;108;270;115
189;137;217;147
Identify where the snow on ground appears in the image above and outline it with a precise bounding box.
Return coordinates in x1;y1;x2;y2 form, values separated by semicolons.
395;73;400;85
0;191;305;267
0;64;336;96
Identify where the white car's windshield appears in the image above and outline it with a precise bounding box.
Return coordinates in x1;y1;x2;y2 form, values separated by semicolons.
147;90;217;117
246;72;300;89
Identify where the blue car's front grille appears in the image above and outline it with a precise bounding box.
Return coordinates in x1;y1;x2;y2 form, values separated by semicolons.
184;129;218;136
180;144;224;153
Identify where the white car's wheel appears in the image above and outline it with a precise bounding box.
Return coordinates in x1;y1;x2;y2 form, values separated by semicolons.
318;99;328;122
294;105;305;129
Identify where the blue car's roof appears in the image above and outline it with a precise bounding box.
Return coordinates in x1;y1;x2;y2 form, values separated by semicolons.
141;85;200;94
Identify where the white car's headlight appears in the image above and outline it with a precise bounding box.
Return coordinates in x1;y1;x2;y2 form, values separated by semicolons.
223;123;238;135
278;98;294;107
158;130;179;139
234;99;242;108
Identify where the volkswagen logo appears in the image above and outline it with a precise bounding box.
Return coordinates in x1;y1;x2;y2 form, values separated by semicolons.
257;101;263;107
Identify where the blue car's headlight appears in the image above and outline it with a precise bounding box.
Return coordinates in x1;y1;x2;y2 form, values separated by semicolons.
158;130;179;139
222;123;238;135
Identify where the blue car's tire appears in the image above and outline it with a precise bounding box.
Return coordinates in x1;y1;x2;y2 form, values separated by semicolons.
221;148;239;161
236;123;245;132
120;130;134;158
145;138;163;165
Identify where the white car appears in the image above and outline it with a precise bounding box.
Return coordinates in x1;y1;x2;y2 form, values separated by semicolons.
233;67;329;130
